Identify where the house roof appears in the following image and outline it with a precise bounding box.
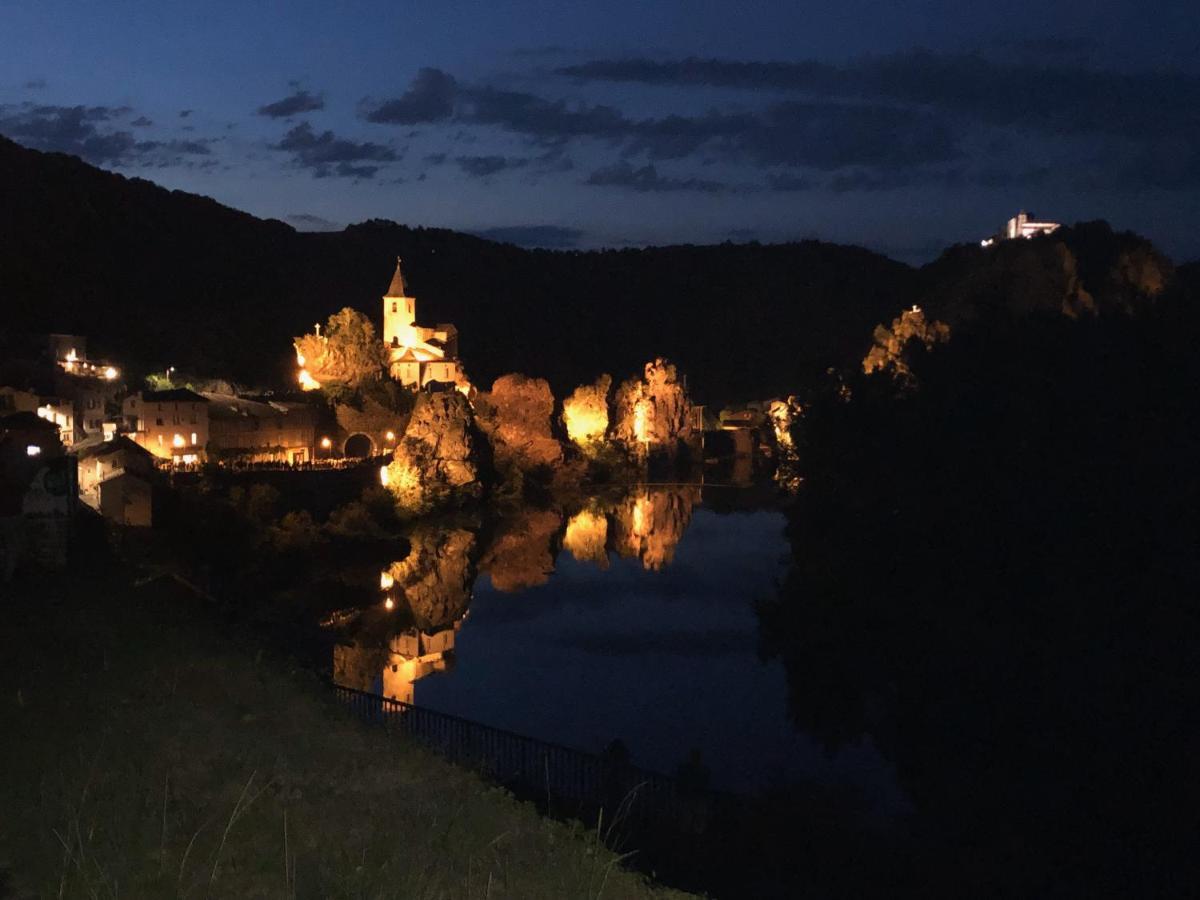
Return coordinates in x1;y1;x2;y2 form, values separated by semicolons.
384;256;409;297
0;411;59;433
141;388;209;403
77;435;153;461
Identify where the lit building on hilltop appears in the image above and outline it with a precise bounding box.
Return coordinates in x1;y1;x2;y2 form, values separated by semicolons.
295;258;467;394
981;210;1061;247
381;258;463;388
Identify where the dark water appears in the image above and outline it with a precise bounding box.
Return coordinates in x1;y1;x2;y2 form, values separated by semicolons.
327;485;903;813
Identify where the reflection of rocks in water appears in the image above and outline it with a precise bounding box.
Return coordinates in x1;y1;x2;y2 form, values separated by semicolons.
384;526;476;630
611;486;700;570
563;508;609;569
479;508;562;591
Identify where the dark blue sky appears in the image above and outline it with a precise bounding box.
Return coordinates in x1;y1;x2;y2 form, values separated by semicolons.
2;0;1198;262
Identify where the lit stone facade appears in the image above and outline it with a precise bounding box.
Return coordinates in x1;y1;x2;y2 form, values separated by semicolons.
122;388;210;464
202;393;317;464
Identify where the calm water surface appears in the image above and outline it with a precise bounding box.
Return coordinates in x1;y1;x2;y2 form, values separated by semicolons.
329;485;901;809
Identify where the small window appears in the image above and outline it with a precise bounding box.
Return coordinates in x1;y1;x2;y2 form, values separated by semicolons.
391;301;397;313
156;417;164;426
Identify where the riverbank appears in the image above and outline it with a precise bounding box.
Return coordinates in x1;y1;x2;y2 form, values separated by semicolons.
0;566;690;899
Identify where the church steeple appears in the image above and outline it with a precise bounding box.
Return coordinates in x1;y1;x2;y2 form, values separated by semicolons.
383;256;416;338
385;256;409;298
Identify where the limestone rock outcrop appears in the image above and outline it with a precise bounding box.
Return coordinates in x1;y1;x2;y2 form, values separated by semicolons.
612;359;693;454
562;374;612;450
473;374;563;470
383;390;481;514
862;306;951;382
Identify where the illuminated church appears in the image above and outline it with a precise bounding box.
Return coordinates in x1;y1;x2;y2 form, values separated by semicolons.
381;259;464;389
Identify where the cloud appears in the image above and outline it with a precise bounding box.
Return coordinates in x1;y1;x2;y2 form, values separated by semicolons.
364;68;458;124
275;121;397;178
559;52;1200;142
364;66;957;179
178;109;192;118
765;172;812;191
130;116;153;127
0;103;214;169
585;161;725;193
287;212;340;230
454;154;528;177
471;224;583;248
23;78;47;90
258;89;324;118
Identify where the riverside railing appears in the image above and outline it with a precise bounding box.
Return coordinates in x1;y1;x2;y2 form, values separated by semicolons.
330;683;719;833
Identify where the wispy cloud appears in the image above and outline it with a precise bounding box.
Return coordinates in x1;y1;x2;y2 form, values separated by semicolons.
258;89;324;118
585;161;726;193
275;121;397;178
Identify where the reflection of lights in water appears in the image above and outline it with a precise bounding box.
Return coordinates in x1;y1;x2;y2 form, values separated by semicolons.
632;495;650;535
380;571;394;590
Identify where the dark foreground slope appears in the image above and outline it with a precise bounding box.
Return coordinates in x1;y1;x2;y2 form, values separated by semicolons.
0;136;910;405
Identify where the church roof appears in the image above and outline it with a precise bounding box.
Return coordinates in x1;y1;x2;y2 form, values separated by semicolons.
384;257;409;297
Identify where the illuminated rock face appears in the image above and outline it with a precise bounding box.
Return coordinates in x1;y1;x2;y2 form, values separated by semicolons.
862;306;951;382
610;485;700;570
473;373;563;470
294;307;386;391
612;359;693;454
383;391;481;514
479;508;562;591
384;526;476;629
563;508;609;569
562;374;611;450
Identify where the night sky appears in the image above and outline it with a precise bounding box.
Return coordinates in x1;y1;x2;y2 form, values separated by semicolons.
2;0;1198;263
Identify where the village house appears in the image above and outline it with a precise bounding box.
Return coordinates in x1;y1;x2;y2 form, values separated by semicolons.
202;392;318;464
122;388;210;464
76;436;156;508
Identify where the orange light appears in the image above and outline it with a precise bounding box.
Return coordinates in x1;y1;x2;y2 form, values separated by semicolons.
385;430;395;442
320;436;332;449
384;597;395;610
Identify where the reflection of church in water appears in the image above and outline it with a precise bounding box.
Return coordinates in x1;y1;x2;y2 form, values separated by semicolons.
330;486;701;703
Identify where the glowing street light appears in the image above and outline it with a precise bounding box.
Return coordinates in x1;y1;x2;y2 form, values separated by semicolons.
320;436;332;450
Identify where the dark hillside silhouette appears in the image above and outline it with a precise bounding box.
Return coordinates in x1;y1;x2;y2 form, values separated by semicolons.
0;136;908;404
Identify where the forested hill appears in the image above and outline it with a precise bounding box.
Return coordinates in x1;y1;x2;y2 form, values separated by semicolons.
0;134;1186;405
0;136;910;404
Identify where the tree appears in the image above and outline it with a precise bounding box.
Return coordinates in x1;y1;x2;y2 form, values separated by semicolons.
293;307;386;391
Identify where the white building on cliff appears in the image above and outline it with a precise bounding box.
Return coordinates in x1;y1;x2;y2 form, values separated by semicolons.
381;259;463;389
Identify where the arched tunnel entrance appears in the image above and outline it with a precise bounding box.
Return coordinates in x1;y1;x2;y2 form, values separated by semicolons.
343;433;375;459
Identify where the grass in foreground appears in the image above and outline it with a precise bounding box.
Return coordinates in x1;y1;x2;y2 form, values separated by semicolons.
0;570;692;899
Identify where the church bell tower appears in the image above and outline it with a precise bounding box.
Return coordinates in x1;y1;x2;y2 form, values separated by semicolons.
382;257;416;344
